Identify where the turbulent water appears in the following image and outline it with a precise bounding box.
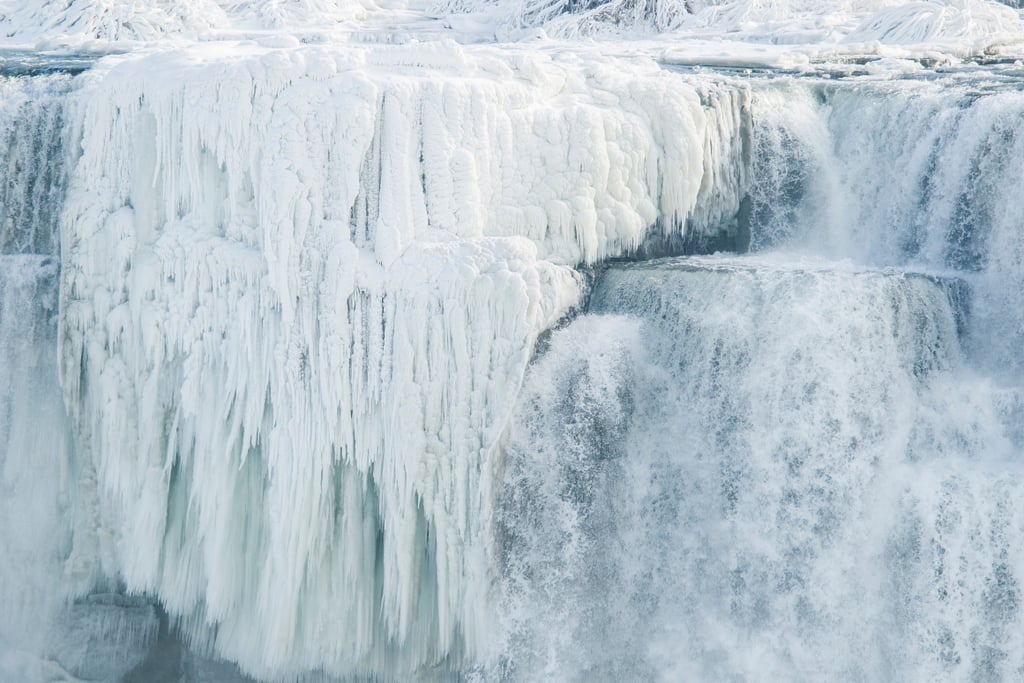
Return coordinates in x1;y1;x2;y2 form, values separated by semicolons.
4;43;1024;683
497;69;1024;681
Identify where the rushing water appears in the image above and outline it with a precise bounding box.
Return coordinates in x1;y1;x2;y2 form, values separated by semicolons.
497;70;1024;681
3;56;1024;681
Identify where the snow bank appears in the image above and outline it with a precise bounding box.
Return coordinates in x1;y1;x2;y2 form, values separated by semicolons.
440;0;1023;56
0;0;227;46
2;0;1021;56
847;0;1022;46
0;0;374;48
58;42;706;679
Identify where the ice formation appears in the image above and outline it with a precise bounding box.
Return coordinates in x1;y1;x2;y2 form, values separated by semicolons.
2;0;1024;682
494;69;1024;681
52;42;707;680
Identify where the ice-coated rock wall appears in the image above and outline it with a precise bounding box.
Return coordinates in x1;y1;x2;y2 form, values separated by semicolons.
55;42;708;679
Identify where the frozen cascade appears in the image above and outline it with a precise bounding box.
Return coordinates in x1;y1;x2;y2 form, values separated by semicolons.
0;73;67;675
0;70;163;682
496;69;1024;681
734;74;1024;376
53;44;709;680
0;254;72;677
5;31;1024;683
0;74;70;255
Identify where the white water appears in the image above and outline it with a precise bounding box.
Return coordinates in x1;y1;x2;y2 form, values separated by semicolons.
497;72;1024;681
503;258;1024;680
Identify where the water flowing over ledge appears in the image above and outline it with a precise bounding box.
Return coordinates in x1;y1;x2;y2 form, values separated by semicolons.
2;5;1024;682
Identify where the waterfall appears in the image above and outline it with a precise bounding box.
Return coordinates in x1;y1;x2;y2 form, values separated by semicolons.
0;72;73;672
498;70;1024;681
2;39;1024;683
502;257;1021;680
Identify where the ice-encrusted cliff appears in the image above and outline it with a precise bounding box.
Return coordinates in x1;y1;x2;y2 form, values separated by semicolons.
2;0;1024;681
54;41;710;680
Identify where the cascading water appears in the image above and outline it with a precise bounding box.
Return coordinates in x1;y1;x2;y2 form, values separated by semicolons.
0;70;164;683
497;69;1024;681
4;34;1024;683
501;257;1022;680
0;72;76;676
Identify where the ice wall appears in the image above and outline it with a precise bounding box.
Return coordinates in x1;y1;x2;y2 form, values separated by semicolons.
56;43;707;680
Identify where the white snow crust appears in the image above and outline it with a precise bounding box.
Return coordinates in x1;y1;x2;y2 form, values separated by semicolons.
1;0;1022;62
0;0;375;48
57;42;705;680
431;0;1024;61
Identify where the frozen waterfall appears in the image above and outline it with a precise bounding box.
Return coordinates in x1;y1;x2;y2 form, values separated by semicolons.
2;29;1024;683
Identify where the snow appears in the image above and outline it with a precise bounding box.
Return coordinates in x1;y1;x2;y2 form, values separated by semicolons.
1;0;1022;62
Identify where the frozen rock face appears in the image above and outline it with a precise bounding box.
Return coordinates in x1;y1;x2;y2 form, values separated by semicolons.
56;43;707;680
